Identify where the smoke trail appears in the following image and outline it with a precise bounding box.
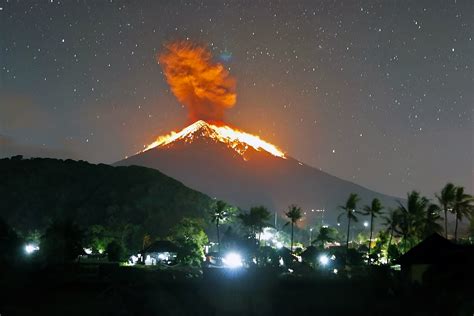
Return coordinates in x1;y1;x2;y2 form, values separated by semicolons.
158;41;236;123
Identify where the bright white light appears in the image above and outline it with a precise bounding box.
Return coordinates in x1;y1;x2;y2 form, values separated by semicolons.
223;252;243;268
129;255;138;265
84;248;92;255
333;269;338;274
25;244;39;254
260;227;274;241
275;242;283;249
363;221;369;227
145;255;155;266
337;223;341;226
279;257;284;266
157;252;169;261
319;254;329;266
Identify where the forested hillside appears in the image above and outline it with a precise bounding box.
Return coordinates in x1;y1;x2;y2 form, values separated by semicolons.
0;156;213;251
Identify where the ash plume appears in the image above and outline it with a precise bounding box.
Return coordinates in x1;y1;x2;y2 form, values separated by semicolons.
158;41;236;123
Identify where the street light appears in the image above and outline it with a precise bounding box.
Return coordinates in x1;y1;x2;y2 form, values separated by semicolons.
223;252;243;268
318;254;329;266
24;244;39;254
363;221;369;228
309;228;313;246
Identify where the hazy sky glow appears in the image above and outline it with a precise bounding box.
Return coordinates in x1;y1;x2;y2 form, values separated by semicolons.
0;0;472;197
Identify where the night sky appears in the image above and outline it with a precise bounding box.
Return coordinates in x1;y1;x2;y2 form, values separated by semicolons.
0;0;472;198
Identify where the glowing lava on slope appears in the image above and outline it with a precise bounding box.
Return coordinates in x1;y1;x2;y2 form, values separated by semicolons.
142;120;286;159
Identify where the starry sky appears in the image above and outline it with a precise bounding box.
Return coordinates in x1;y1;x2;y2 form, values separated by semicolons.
0;0;472;198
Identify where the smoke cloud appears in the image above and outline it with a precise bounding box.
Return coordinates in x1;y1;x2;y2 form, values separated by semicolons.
158;41;236;123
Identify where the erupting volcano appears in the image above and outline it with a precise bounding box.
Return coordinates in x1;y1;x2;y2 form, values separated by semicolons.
139;41;286;161
141;120;285;159
116;41;399;222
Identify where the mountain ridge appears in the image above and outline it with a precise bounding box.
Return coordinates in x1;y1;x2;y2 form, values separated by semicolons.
116;122;401;225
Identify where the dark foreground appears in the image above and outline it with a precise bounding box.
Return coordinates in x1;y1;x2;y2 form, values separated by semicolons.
1;263;472;316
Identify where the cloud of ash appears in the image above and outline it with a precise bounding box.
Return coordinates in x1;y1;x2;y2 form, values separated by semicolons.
158;41;236;123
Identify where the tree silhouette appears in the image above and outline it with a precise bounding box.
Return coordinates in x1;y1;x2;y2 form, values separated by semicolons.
435;183;456;239
106;240;123;262
313;226;336;249
285;204;302;253
0;217;23;265
452;187;474;241
421;204;443;239
168;218;208;266
361;198;383;265
210;200;232;252
338;193;360;260
395;191;429;250
238;206;271;242
382;209;399;249
40;218;84;264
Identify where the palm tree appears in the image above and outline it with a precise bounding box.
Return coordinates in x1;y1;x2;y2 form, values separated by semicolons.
338;193;360;258
421;204;443;239
210;200;230;252
285;204;302;253
313;226;336;249
238;206;271;242
382;209;399;248
361;198;383;265
250;206;272;242
452;187;474;241
396;191;429;250
435;183;456;239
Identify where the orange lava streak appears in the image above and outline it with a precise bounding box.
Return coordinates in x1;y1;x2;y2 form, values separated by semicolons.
142;120;286;159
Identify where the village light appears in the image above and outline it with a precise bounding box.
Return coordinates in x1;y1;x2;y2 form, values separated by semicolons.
223;252;243;268
260;227;274;241
318;254;329;266
363;221;369;228
25;244;39;254
157;252;169;261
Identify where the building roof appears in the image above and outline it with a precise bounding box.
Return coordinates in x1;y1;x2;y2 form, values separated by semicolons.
398;233;474;265
143;240;179;253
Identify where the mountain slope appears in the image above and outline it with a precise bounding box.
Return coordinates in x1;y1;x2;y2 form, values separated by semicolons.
0;156;214;239
116;121;401;225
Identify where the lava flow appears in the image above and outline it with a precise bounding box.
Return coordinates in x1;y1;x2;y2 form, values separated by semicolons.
142;120;286;159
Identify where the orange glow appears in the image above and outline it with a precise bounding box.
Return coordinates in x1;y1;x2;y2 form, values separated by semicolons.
142;120;286;159
158;41;236;123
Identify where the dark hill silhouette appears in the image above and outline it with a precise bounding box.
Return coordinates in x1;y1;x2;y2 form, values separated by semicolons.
115;121;400;225
0;156;213;239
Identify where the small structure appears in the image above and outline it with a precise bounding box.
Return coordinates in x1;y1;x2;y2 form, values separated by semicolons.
204;251;224;267
139;240;179;266
398;233;474;284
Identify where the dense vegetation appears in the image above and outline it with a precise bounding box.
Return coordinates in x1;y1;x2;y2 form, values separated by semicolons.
0;156;214;253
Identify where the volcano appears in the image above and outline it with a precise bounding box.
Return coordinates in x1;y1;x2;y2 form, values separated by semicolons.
115;120;400;225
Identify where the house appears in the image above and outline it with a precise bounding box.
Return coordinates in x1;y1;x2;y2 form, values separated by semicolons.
398;233;474;284
136;240;179;266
